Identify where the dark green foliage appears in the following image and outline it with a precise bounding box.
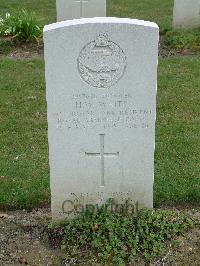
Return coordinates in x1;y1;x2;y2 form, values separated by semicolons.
164;29;200;52
57;205;193;265
0;9;42;43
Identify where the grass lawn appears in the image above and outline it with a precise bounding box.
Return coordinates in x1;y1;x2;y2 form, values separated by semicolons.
0;59;49;209
0;0;173;29
0;3;199;266
0;57;199;209
155;56;200;204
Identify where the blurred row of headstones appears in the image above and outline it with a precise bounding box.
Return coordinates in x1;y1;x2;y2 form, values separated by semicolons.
56;0;200;29
173;0;200;29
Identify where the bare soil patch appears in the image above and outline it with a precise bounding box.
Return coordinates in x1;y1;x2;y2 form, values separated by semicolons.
0;40;43;60
158;35;198;58
0;208;62;266
0;206;199;266
0;36;198;60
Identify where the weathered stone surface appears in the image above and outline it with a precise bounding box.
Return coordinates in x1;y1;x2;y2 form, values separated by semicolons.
173;0;200;29
56;0;106;21
44;17;159;221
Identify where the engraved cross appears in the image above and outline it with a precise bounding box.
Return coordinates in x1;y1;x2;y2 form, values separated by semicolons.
85;134;119;187
74;0;90;17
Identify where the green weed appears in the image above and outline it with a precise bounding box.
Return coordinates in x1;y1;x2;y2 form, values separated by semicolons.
164;29;200;52
51;204;193;265
0;9;42;43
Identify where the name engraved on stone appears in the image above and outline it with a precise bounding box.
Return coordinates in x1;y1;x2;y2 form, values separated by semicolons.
85;134;119;187
54;93;152;130
78;34;127;88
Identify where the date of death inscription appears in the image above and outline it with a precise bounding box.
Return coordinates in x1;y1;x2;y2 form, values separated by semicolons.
53;93;154;130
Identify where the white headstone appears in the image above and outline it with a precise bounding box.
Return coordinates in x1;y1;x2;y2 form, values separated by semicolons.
56;0;106;21
44;17;159;221
173;0;200;29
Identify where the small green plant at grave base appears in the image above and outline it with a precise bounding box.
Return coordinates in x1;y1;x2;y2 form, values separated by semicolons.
164;29;200;52
51;201;194;265
0;9;42;43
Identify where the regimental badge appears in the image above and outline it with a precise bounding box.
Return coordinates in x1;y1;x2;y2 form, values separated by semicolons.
78;33;127;88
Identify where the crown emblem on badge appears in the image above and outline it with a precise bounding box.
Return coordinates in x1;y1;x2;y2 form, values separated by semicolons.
95;34;109;47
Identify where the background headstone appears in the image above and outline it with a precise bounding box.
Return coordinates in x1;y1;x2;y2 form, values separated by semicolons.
56;0;106;21
44;17;159;221
173;0;200;29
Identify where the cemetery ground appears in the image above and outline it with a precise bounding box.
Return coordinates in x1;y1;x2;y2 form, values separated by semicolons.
0;0;200;265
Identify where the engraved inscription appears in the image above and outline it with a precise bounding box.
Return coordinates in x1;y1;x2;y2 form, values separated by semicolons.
78;34;127;88
54;93;153;130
